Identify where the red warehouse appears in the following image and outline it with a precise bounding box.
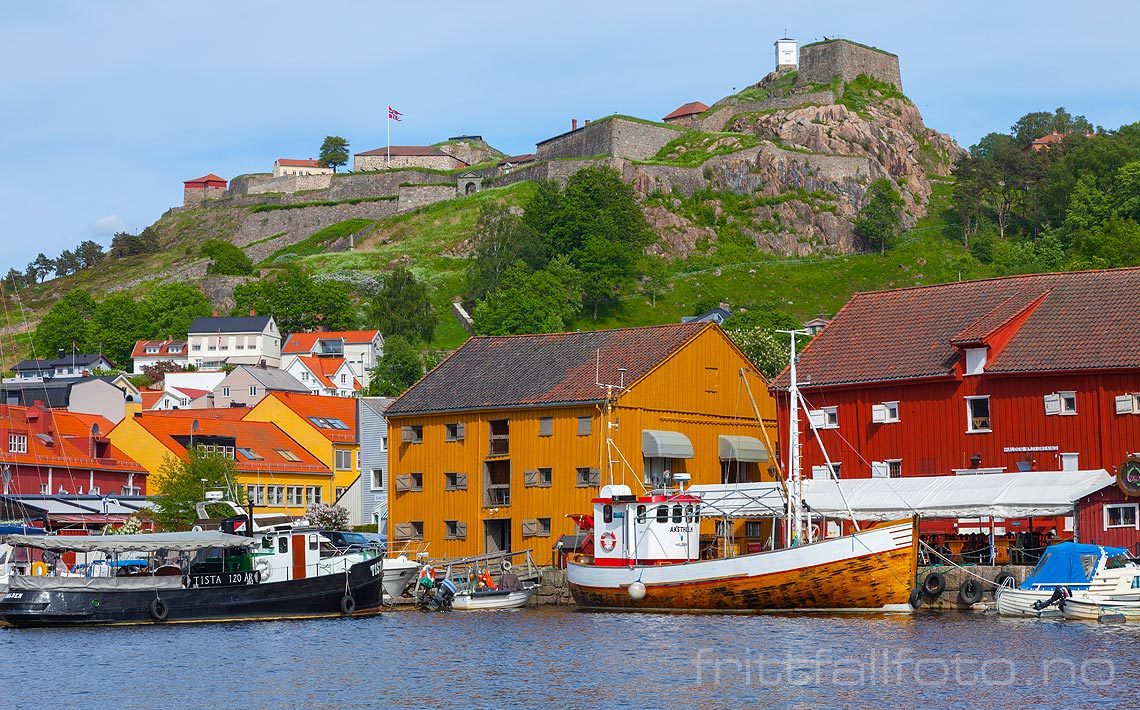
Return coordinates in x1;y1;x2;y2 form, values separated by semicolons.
1075;457;1140;554
770;268;1140;513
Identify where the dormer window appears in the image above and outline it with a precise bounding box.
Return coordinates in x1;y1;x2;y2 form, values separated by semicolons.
964;348;987;376
145;347;160;354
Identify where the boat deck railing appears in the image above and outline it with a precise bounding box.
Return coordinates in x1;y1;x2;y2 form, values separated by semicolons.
433;549;540;583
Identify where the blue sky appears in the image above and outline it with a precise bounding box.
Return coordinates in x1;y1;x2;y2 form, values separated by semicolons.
2;1;1138;271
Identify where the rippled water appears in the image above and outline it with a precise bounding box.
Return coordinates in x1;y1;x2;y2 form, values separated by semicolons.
2;608;1137;709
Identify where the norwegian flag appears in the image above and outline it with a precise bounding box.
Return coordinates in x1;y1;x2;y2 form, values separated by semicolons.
388;105;402;121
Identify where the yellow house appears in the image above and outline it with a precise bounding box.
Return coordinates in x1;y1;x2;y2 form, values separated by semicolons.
384;322;779;561
243;392;360;506
107;409;334;518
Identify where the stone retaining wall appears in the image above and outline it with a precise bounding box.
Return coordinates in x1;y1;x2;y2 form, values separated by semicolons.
233;200;398;249
396;184;457;213
536;117;680;161
699;91;836;132
247;173;332;195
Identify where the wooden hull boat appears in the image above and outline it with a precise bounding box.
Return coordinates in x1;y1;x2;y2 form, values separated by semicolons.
451;585;536;610
994;588;1060;617
1062;597;1140;622
568;519;917;613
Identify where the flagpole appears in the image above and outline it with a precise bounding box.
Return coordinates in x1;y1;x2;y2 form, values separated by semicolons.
386;106;390;168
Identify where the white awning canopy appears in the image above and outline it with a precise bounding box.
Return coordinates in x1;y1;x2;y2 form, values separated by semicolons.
801;469;1117;520
2;531;255;553
642;430;694;459
687;470;1116;521
718;435;768;462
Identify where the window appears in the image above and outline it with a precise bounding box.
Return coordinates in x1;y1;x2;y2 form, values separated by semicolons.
121;485;141;496
8;434;27;454
287;486;303;506
395;472;423;492
811;463;841;480
1115;394;1140;414
966;396;991;432
222;387;230;397
444;472;468;491
489;419;509;455
380;436;388;452
744;521;765;538
539;417;553;437
1104;504;1138;530
525;467;553;487
445;422;465;442
335;449;353;471
306;486;322;505
872;401;900;423
873;460;902;478
249;386;258;397
335;487;347;501
1046;392;1077;416
340;374;347;384
656;505;669;523
576;466;600;488
705;366;719;393
1060;453;1079;471
809;407;838;429
964;347;987;375
370;468;385;490
236;447;263;461
577;417;592;436
192;344;201;351
267;486;285;505
276;449;302;462
445;520;467;540
394;521;424;540
145;347;159;354
246;485;265;505
198;444;236;459
401;425;423;444
636;505;647;523
522;518;552;537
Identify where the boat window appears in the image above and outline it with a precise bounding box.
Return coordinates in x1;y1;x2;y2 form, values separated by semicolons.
1133;576;1140;590
655;505;668;523
603;505;613;524
1081;554;1097;579
278;536;288;554
685;505;694;523
309;535;319;551
672;505;683;524
636;505;646;524
261;536;272;549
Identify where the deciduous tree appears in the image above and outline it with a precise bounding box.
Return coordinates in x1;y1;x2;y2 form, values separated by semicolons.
151;449;242;531
369;266;435;343
853;178;904;254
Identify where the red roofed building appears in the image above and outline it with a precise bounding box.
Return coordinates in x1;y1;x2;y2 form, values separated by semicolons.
273;158;332;177
0;403;147;497
183;173;227;205
353;145;468;172
770;269;1140;536
281;329;382;387
131;339;189;374
662;101;709;127
284;356;360;398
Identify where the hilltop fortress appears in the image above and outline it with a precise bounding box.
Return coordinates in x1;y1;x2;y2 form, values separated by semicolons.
172;37;957;267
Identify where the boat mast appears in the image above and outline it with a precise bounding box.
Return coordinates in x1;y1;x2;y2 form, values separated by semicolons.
780;329;809;548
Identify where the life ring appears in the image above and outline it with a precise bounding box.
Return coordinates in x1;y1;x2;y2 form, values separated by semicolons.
922;572;946;597
149;597;169;622
255;558;272;583
340;595;356;615
957;578;984;605
599;531;617;553
500;559;512;572
908;587;923;609
30;561;48;577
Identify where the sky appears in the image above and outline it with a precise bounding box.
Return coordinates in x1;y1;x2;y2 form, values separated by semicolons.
2;1;1139;271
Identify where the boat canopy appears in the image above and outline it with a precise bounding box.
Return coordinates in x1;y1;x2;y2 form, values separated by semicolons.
717;435;768;462
1;531;255;553
0;525;46;536
1022;542;1130;588
642;430;694;459
688;469;1116;520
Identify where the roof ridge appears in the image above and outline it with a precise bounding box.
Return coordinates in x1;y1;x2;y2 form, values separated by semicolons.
465;322;706;341
849;265;1140;300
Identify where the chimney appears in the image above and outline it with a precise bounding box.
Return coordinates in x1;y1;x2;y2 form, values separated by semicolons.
212;310;220;317
249;309;256;317
585;119;591;126
572;118;578;131
58;348;65;359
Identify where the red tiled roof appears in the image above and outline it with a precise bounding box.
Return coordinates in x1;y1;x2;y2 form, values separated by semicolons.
276;158;323;168
169;387;210;400
184;174;227;187
282;330;380;354
497;153;536;166
296;356;347;390
663;101;709;121
0;405;146;473
131;340;189;359
143;408;251;420
771;268;1140;389
387;323;711;416
131;414;330;473
356;145;448;157
264;392;357;442
140;391;163;409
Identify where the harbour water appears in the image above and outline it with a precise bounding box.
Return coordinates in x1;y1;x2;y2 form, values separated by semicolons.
2;608;1137;709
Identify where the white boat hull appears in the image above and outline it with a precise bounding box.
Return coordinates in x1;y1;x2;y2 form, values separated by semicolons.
451;586;535;611
1063;597;1140;622
994;587;1059;617
381;557;420;599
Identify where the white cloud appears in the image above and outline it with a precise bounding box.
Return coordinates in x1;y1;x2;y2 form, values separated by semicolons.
90;214;127;236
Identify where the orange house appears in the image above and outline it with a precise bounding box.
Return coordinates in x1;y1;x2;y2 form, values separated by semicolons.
384;323;779;561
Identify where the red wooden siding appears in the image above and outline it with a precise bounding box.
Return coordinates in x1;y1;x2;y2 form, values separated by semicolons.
1076;486;1140;554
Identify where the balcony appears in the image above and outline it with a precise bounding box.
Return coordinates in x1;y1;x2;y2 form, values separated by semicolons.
484;485;511;507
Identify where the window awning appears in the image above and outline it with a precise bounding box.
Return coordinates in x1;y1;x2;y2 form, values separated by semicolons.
718;435;768;462
642;430;694;459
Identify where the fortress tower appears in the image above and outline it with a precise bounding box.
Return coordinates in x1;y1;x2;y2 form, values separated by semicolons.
774;38;798;70
796;38;902;91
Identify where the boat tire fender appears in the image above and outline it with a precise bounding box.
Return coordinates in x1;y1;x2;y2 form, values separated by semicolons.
958;579;984;605
150;597;169;622
908;587;923;609
922;572;946;597
340;594;356;615
993;572;1016;596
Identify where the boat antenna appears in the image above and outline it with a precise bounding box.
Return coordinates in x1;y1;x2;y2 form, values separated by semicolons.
776;329;810;547
594;349;628;487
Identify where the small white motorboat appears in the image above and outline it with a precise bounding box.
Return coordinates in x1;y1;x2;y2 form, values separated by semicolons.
995;542;1130;617
451;585;537;611
381;555;421;600
1063;564;1140;622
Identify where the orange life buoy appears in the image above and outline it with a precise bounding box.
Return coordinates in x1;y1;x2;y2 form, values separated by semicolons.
30;561;49;577
600;531;617;553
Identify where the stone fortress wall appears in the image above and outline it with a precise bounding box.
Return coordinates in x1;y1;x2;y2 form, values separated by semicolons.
535;117;681;161
797;39;902;91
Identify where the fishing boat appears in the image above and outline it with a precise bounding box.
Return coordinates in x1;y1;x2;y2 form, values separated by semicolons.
994;542;1131;617
0;529;384;627
451;585;537;611
0;525;46;593
566;332;920;613
1060;560;1140;622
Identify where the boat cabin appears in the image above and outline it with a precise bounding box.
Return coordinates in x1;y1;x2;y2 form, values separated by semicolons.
591;484;701;566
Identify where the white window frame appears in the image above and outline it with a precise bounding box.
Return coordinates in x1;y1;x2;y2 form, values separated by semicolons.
370;467;384;491
8;433;27;454
965;396;991;433
872;401;899;424
964;347;987;375
809;406;838;429
1058;391;1077;415
1059;452;1079;472
249;385;258;397
1104;503;1138;530
335;449;353;471
812;462;841;480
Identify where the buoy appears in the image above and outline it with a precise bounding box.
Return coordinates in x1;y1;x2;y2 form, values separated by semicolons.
628;581;646;601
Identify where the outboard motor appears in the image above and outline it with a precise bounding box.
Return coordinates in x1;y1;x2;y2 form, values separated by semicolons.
1031;585;1071;611
420;577;458;612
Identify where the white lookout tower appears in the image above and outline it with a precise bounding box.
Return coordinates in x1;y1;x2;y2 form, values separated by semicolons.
775;37;798;70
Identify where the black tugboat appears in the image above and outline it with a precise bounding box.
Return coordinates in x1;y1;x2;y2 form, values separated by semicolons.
0;530;384;627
